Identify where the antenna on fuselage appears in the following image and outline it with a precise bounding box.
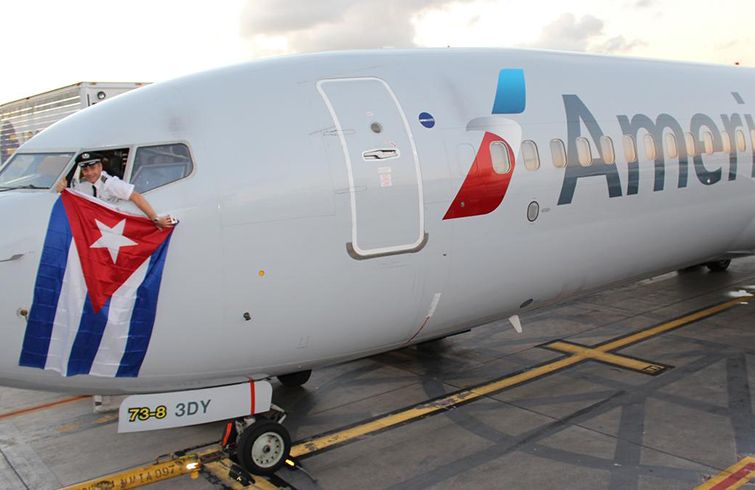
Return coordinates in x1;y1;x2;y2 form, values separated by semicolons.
508;314;522;334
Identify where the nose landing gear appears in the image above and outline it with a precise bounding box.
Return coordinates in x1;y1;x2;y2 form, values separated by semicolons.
224;405;292;476
238;419;291;475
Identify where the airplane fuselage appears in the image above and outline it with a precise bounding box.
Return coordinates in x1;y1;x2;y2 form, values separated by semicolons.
1;48;754;393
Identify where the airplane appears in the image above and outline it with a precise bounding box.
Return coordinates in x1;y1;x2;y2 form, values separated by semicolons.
0;48;753;475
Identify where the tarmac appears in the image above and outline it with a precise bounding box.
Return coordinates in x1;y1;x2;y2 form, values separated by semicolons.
2;257;755;489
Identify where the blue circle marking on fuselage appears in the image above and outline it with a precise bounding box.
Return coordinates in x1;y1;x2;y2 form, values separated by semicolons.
419;112;435;128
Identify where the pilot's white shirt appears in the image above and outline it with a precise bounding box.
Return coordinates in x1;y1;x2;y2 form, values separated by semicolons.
73;171;134;203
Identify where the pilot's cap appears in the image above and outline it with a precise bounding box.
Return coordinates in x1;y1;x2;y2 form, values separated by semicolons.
76;152;103;168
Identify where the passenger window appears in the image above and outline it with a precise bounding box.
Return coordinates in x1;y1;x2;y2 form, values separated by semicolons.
623;135;637;162
490;141;511;174
644;134;656;160
736;129;747;152
550;139;567;168
685;133;696;157
702;130;714;154
664;133;678;159
599;136;615;164
721;131;731;153
521;140;540;171
131;143;194;193
750;129;755;152
576;137;592;166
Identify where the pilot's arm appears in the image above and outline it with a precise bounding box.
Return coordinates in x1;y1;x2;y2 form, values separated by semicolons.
105;176;175;229
129;191;174;229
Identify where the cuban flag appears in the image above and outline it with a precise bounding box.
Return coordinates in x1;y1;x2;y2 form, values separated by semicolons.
19;190;175;377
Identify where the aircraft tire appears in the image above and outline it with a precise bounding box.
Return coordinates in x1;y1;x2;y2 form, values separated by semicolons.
706;259;731;272
237;420;291;476
277;369;312;387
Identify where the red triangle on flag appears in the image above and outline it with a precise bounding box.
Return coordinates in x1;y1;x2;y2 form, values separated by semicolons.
60;191;174;312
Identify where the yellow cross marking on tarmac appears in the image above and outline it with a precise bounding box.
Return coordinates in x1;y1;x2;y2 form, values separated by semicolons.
543;340;669;375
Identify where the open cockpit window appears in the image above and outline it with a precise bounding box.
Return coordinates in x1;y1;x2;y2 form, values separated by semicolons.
64;148;130;189
131;143;193;193
0;152;73;190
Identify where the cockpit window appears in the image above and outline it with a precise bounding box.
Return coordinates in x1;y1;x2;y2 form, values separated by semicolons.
131;143;193;193
0;152;73;190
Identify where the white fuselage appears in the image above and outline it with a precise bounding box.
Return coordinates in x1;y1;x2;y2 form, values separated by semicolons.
1;48;754;393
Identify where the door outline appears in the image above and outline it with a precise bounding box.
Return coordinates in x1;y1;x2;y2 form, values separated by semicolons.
317;77;426;258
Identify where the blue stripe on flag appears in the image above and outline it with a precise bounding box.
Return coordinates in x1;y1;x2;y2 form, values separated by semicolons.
116;235;173;377
19;198;72;369
66;296;111;376
492;68;526;114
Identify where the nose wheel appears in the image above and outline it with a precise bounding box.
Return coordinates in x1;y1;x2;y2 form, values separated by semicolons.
237;419;291;475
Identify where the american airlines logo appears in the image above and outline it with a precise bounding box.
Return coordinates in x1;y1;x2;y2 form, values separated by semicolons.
557;94;755;204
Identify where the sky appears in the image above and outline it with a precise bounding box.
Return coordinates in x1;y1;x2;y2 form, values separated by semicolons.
1;0;753;104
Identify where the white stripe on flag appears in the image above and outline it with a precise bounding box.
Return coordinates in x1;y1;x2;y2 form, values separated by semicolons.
89;259;150;377
45;242;86;375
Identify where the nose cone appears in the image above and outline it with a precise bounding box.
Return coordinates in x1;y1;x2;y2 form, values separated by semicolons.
0;191;60;390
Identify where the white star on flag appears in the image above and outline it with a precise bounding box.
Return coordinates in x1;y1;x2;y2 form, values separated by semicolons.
90;219;137;263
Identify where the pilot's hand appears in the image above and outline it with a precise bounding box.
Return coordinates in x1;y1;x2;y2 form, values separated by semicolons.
55;178;68;193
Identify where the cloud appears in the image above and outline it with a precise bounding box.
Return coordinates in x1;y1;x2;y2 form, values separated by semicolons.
240;0;474;54
523;13;603;52
522;13;642;54
595;35;645;53
241;0;353;35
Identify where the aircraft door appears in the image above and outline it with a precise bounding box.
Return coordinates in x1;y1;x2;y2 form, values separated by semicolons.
317;78;426;259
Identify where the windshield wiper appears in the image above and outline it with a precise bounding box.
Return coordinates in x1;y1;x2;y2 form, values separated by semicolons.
0;184;49;192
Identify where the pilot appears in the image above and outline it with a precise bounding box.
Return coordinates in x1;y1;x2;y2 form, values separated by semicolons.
56;152;174;228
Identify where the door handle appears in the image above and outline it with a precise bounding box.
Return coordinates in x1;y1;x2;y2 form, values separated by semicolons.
362;149;400;161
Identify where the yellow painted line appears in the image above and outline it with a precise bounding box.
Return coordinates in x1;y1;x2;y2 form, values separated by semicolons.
291;355;583;458
696;456;755;490
291;295;751;459
61;455;200;490
546;341;667;374
599;296;751;352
